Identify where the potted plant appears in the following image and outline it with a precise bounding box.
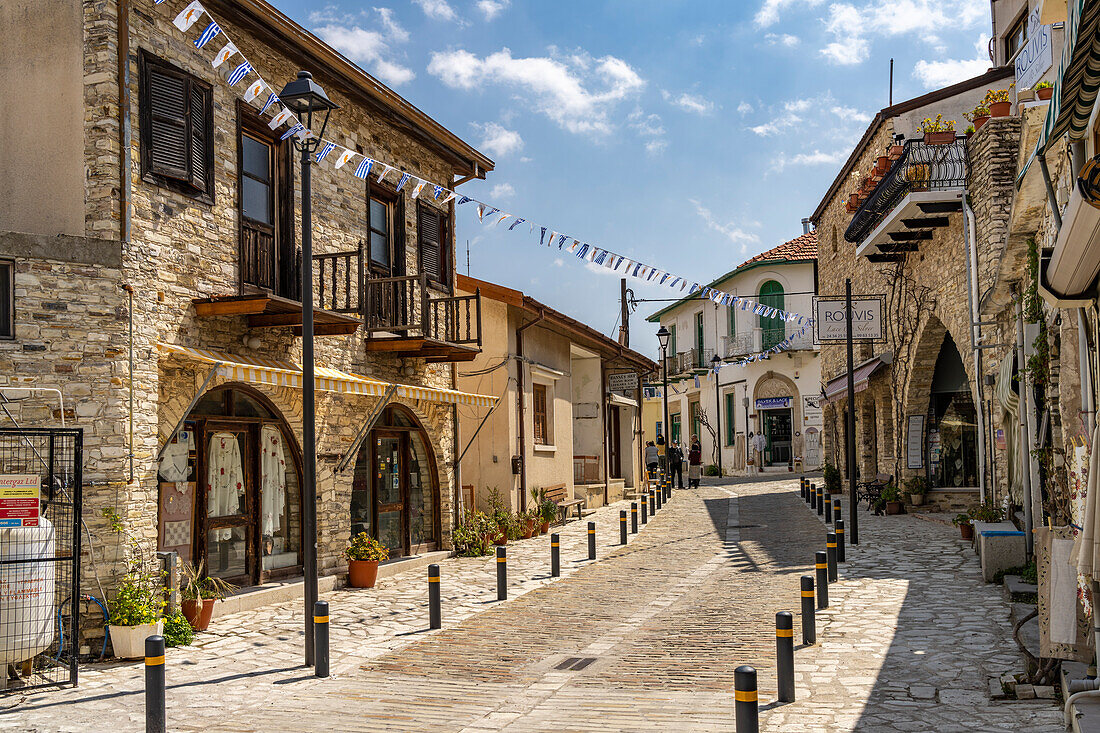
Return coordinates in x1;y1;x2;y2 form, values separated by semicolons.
539;497;557;532
906;163;931;191
875;155;890;175
107;562;165;659
920;114;956;145
486;487;512;545
888;143;904;160
983;89;1011;117
971;499;1005;523
904;476;929;506
966;104;991;130
346;532;389;588
880;482;903;515
180;560;237;632
1035;80;1054;101
520;509;536;539
953;511;974;541
454;510;493;557
964;124;976;138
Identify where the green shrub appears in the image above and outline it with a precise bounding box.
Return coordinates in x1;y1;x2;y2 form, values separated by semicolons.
454;510;494;557
346;532;389;562
704;464;721;477
823;463;842;495
163;612;193;647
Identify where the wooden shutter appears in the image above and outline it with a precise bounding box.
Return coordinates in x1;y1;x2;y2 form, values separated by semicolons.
533;384;547;445
147;66;190;179
418;205;442;283
189;84;211;192
0;261;12;339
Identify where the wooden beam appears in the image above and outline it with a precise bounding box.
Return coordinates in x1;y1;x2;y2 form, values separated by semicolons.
876;242;920;253
887;230;933;242
193;295;271;317
248;313;304;328
901;216;949;228
916;201;962;214
867;253;906;263
365;338;427;352
292;323;360;336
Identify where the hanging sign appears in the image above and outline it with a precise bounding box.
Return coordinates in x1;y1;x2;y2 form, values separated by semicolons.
1015;5;1053;90
608;372;639;394
0;474;40;527
755;397;791;409
814;295;885;342
802;395;823;422
906;415;925;470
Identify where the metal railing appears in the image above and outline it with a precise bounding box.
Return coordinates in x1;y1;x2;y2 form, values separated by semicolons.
844;137;967;245
723;333;754;357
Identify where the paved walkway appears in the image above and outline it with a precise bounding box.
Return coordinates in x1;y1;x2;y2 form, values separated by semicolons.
3;479;1062;731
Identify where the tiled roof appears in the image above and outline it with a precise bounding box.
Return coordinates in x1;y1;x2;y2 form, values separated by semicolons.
734;230;817;270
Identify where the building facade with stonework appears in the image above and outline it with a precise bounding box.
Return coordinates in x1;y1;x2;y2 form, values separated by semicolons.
644;228;821;477
0;0;498;615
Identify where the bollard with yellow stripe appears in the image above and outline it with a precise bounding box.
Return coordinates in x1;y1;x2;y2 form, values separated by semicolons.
428;564;441;630
313;600;330;678
826;532;838;582
836;518;846;563
815;551;829;609
801;575;816;645
776;611;795;702
550;533;561;577
587;521;596;561
145;634;166;733
496;546;508;601
630;502;638;534
734;665;760;733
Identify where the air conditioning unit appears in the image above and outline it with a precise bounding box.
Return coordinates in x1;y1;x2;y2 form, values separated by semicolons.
1046;179;1100;301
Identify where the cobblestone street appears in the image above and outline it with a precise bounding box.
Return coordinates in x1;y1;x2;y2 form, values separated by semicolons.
4;478;1062;731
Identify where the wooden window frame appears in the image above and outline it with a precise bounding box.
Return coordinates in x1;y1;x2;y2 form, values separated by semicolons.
138;50;215;203
1005;11;1028;63
532;383;549;446
725;392;737;446
366;181;405;278
0;259;12;340
417;202;452;290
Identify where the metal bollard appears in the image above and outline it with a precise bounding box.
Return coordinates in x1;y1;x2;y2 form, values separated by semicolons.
824;490;832;523
665;476;671;500
800;575;817;645
776;611;795;702
649;488;656;514
631;502;638;533
815;551;829;609
145;634;166;733
551;533;560;577
800;477;807;501
620;510;628;545
655;485;662;511
809;482;817;510
641;494;648;524
587;522;596;560
816;485;824;515
428;564;441;630
835;519;846;562
734;665;760;733
496;546;507;600
827;532;838;583
832;497;842;525
314;600;330;678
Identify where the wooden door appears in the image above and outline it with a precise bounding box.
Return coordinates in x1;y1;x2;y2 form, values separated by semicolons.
200;423;255;586
373;432;407;557
608;406;622;478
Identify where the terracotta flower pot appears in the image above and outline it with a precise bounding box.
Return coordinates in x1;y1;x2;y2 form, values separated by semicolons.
907;493;925;507
540;521;550;533
885;500;903;515
973;115;990;130
521;518;534;539
888;144;904;159
348;559;381;588
181;597;215;631
876;156;889;175
493;529;507;546
989;101;1011;117
959;523;974;541
923;131;956;145
1037;86;1054;101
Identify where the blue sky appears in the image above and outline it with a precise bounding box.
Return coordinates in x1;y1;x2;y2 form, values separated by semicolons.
276;0;995;358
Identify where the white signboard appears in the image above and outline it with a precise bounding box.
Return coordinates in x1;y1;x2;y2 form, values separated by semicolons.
608;372;638;393
802;395;823;423
906;415;925;470
814;296;884;342
1015;6;1053;91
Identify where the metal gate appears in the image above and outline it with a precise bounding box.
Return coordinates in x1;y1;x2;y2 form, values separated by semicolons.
0;428;82;691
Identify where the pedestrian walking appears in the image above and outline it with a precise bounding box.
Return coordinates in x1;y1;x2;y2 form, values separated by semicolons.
688;435;703;489
752;430;767;471
656;433;668;478
644;440;658;488
668;441;684;489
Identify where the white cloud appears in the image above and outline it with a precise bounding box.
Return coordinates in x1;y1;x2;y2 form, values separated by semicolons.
553;258;564;266
314;15;414;86
913;34;992;89
490;182;516;199
428;47;645;135
830;104;871;123
770;149;847;172
661;90;715;115
472;121;524;157
765;33;800;47
645;139;669;155
628;108;665;137
749;93;869;136
413;0;458;21
755;0;823;27
737;101;754;116
477;0;510;20
690;199;759;245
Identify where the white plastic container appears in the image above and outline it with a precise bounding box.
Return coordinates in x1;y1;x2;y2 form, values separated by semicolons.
0;518;57;665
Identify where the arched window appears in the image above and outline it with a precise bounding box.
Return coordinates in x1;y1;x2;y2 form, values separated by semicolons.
759;280;785;350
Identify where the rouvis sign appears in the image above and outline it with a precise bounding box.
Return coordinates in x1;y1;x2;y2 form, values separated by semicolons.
1014;5;1053;91
814;296;884;341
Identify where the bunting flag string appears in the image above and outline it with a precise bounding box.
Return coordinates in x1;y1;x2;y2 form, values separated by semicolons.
156;0;815;339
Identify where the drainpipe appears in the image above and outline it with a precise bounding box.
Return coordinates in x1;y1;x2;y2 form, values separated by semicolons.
515;311;544;511
1016;293;1035;556
118;0;134;485
1079;309;1095;436
962;197;987;500
122;285;135;484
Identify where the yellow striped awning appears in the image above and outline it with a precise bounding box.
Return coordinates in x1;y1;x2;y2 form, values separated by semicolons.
156;342;497;407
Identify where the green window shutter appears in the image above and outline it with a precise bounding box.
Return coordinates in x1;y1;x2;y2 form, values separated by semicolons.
728;304;736;336
725;392;736;445
759;280;785;350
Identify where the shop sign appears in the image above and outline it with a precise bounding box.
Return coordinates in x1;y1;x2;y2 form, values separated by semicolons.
755;397;791;409
995;428;1006;450
1015;6;1053;90
0;474;40;527
814;296;885;342
906;415;925;470
802;395;823;422
608;372;639;394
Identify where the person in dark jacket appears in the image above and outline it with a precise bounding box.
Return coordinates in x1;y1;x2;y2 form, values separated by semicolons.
687;436;703;489
667;442;684;489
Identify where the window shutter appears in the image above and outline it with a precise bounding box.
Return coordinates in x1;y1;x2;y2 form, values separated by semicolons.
0;261;12;339
533;385;547;445
418;206;442;282
188;84;210;192
147;68;189;179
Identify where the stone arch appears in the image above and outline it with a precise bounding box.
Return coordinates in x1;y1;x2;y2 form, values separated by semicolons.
753;371;803;427
901;313;950;431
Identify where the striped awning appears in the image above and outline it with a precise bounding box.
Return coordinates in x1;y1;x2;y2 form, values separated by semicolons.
1018;0;1100;182
157;343;496;407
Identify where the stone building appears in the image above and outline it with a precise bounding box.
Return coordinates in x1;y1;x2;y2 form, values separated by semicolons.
0;0;499;619
455;275;655;514
644;228;821;476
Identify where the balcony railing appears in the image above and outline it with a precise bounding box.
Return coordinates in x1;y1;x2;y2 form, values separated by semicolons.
844;137;967;245
363;274;482;346
722;333;754;357
660;348;715;376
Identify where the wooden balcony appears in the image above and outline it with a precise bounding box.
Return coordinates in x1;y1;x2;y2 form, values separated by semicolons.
363;274;482;363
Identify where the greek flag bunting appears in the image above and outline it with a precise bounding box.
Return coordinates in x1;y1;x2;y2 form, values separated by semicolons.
508;218;525;231
212;42;237;67
260;93;279;115
456;196;472;205
173;1;205;31
354;158;374;179
432;185;445;200
228;61;252;86
576;243;590;258
243;79;265;103
280;122;304;141
194;21;221;48
333;148;355;169
395;172;411;192
315;142;336;162
556;234;568;248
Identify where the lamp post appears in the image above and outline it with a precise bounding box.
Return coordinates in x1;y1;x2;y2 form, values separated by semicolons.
278;70;337;668
711;353;723;475
656;326;671;449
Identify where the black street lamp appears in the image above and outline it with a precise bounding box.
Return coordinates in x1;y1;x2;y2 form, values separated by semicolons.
711;353;723;475
278;70;337;668
656;326;671;449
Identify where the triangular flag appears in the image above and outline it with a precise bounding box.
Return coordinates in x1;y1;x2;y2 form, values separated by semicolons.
432;185;445;200
457;196;472;205
227;61;252;86
508;218;525;231
280;122;304;141
243;79;266;103
334;148;355;169
268;107;293;130
354;158;374;179
496;213;510;225
395;172;411;192
376;164;394;183
440;191;457;205
193;21;221;49
315;142;336;163
412;179;427;199
539;227;547;246
477;204;486;222
260;93;279;115
212;42;238;68
173;1;205;31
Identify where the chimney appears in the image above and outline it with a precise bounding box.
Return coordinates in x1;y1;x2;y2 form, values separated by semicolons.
801;218;813;235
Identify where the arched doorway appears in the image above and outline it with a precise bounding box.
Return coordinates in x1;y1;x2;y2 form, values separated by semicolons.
927;335;978;488
350;405;440;557
162;384;303;587
754;374;797;467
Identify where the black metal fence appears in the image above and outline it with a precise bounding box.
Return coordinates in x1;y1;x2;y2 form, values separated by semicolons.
0;428;82;692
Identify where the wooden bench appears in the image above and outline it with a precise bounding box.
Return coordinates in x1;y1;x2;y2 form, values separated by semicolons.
545;484;584;524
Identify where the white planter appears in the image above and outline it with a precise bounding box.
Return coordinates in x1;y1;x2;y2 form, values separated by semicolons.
109;620;163;660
